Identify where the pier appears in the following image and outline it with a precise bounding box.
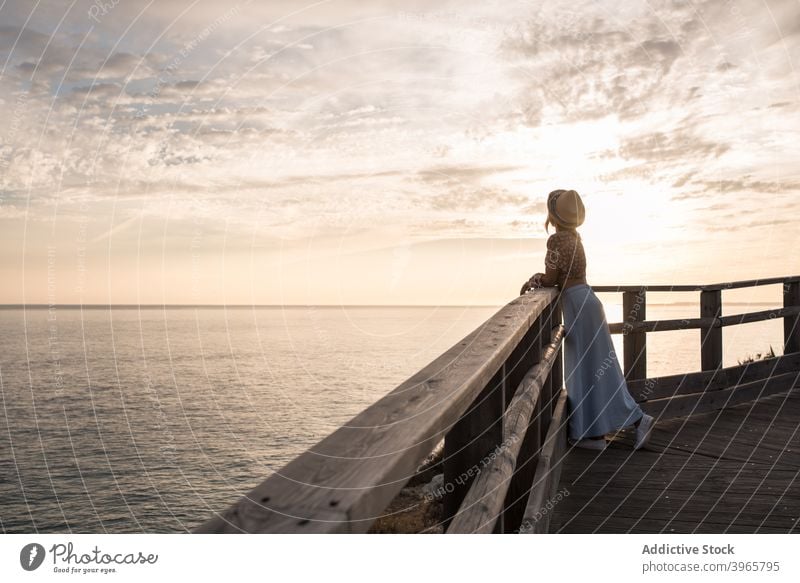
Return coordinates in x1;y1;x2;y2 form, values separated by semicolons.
195;276;800;533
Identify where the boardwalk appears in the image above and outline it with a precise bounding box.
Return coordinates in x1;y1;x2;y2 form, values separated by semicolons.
550;388;800;533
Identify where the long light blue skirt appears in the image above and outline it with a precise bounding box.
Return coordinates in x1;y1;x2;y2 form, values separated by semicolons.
561;284;644;440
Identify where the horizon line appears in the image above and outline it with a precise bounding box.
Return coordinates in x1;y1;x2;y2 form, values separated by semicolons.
0;301;779;309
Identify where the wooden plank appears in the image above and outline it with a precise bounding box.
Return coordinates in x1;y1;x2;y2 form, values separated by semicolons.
628;351;800;401
552;386;800;534
552;504;798;533
641;371;800;420
562;471;800;494
550;301;564;416
700;290;723;371
555;515;796;534
719;305;800;327
499;387;543;533
785;281;800;354
500;323;549;533
558;488;800;517
609;316;715;334
622;289;647;380
194;289;560;533
511;324;563;537
494;305;553;532
594;284;704;293
696;276;800;291
519;388;568;533
593;275;800;293
561;458;800;488
509;390;544;529
607;307;800;335
447;327;564;534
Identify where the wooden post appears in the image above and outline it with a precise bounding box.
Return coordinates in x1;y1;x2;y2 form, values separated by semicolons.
700;289;723;370
622;289;647;380
784;281;800;354
444;361;505;528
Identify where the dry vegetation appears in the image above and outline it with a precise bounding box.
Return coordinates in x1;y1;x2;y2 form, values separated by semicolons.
368;443;445;534
737;345;777;365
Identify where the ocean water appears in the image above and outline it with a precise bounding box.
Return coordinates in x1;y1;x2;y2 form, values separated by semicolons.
0;302;784;533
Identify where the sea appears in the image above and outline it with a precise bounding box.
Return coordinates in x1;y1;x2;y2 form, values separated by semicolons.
0;301;785;533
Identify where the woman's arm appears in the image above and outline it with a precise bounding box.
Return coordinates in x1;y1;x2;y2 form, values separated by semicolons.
539;233;562;287
520;263;560;294
519;233;563;294
539;263;560;287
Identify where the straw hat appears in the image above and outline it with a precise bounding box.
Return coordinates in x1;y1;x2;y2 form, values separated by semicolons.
547;189;585;228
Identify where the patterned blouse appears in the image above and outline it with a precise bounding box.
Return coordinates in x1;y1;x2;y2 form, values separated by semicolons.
545;229;587;288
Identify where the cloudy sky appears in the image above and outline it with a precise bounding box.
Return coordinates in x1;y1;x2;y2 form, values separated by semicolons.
0;0;798;305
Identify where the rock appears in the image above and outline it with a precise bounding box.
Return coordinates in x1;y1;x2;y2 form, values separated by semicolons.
422;473;444;499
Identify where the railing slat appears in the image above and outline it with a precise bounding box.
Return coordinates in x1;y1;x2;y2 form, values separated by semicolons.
628;351;800;402
609;316;714;334
500;315;548;532
447;326;564;534
519;388;568;534
593;275;800;293
719;306;800;327
608;307;800;334
642;371;800;420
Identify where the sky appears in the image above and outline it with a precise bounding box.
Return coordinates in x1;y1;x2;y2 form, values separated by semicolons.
0;0;798;305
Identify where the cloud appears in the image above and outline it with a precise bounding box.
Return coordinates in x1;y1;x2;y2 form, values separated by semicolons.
87;51;158;81
69;82;122;98
690;177;800;195
618;129;730;162
500;9;692;124
425;186;529;212
0;24;50;55
89;212;142;244
416;164;521;184
705;217;797;232
1;1;798;274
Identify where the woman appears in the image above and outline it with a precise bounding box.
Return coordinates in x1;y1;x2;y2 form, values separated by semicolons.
520;189;654;451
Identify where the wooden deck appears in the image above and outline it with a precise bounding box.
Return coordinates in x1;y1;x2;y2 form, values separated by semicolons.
550;387;800;533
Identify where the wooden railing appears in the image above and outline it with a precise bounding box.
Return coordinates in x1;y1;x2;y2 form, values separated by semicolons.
595;276;800;381
195;275;800;534
595;275;800;424
195;289;568;534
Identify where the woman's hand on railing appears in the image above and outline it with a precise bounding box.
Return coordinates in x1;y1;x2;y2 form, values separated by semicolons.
520;273;545;295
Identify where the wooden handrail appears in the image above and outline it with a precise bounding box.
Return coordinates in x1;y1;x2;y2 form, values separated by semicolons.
607;306;800;334
593;275;800;293
520;388;568;534
195;289;560;533
608;317;715;334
